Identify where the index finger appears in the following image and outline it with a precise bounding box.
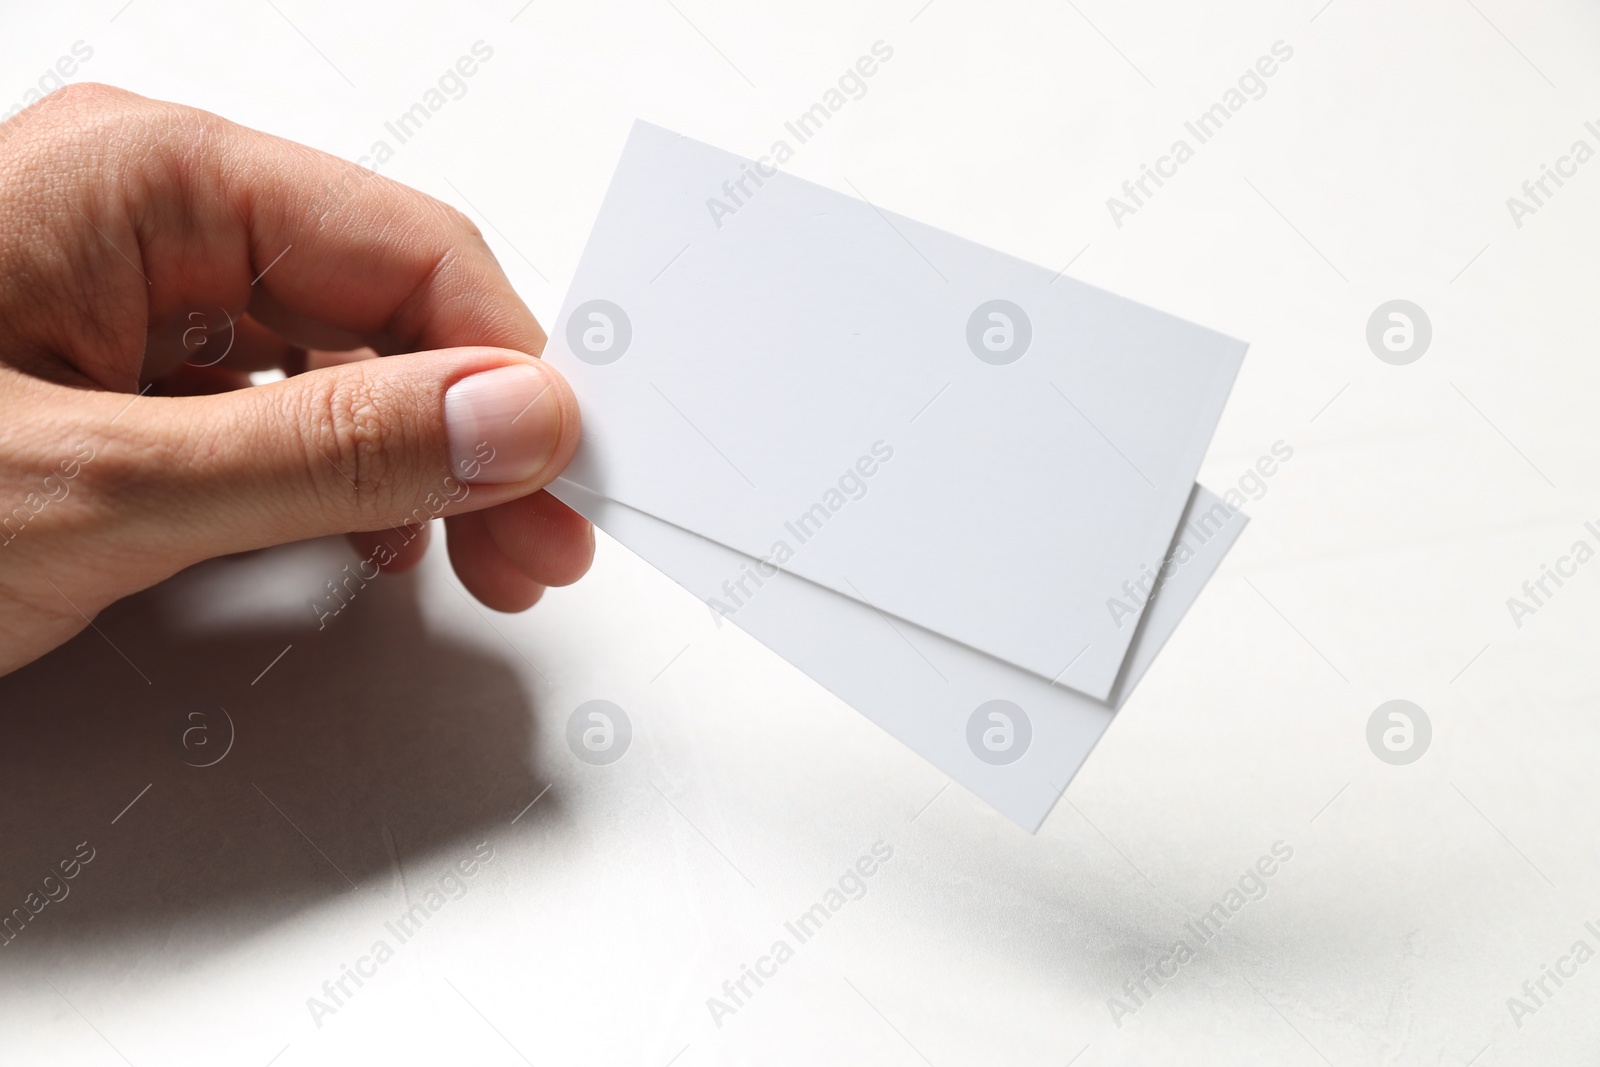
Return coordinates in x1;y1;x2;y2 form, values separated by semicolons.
1;83;543;388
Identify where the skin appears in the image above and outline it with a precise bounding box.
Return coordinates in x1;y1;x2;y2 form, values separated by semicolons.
0;84;593;676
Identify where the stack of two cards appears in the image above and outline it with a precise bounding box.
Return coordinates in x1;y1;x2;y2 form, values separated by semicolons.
542;122;1249;831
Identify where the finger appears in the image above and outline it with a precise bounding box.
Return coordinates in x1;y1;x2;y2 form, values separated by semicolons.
445;510;543;612
480;492;595;588
152;363;253;396
192;313;309;375
85;346;580;565
1;84;544;393
305;346;379;372
146;309;306;381
346;522;431;575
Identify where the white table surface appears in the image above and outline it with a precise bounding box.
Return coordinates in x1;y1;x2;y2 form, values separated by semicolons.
3;1;1598;1063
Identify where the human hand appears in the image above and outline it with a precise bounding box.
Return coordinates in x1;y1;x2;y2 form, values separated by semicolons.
0;84;592;676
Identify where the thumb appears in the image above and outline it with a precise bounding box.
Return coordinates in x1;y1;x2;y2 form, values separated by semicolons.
106;347;580;564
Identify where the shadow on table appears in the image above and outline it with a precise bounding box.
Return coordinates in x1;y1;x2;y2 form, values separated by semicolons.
0;537;556;961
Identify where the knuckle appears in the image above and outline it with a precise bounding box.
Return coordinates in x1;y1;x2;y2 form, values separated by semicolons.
295;366;417;523
25;82;151;145
1;83;195;180
432;200;502;269
0;428;123;547
432;198;483;243
34;80;134;117
399;182;476;241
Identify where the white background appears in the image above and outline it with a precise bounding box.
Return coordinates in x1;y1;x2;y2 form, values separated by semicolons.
2;1;1599;1063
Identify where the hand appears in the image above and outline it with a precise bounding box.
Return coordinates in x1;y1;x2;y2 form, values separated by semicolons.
0;84;592;676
